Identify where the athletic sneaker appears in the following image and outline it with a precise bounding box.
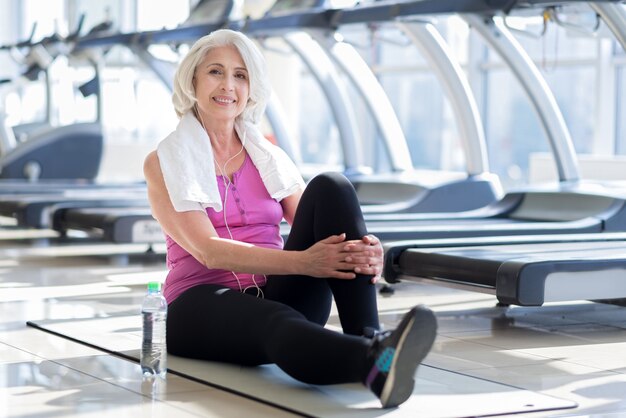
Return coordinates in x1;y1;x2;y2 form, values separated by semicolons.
363;305;437;408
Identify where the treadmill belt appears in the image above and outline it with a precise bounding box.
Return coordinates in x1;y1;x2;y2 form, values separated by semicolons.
397;240;626;306
367;216;602;241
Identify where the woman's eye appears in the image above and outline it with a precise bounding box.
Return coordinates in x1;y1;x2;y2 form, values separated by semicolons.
209;69;221;75
235;73;247;80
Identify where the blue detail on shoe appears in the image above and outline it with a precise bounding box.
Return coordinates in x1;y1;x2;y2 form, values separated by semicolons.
375;347;395;373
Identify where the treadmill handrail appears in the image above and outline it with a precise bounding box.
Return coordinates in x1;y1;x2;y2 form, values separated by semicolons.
463;14;580;182
398;21;489;175
590;3;626;50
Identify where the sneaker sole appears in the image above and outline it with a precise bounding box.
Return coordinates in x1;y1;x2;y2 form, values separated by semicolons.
379;306;437;408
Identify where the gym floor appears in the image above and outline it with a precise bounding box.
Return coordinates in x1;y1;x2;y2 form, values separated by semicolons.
1;233;626;417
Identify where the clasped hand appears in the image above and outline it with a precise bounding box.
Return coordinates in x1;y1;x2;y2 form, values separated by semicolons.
305;233;383;283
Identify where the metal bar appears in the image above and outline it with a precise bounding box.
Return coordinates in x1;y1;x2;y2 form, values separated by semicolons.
265;93;302;163
398;21;489;175
308;30;413;172
590;2;626;51
464;14;580;182
283;31;363;172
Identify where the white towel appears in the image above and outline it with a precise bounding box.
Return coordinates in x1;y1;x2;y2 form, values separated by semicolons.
157;111;305;212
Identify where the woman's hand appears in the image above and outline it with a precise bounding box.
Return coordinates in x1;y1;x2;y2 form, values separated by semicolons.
302;233;383;282
302;233;360;280
343;234;384;284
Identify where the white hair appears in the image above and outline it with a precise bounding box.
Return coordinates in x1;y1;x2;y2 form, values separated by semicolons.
172;29;270;124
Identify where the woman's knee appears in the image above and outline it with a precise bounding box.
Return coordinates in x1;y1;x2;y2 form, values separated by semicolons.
306;172;355;200
308;171;350;188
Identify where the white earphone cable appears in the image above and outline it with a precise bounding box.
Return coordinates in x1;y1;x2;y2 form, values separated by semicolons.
198;108;265;298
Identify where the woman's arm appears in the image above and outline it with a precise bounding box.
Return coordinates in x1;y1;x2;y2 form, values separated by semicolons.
280;191;301;226
144;151;358;279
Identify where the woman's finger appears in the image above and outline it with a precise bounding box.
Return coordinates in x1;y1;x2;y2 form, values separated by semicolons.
321;233;347;244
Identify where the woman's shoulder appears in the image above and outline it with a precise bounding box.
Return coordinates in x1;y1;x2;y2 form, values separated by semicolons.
143;150;161;180
144;150;159;166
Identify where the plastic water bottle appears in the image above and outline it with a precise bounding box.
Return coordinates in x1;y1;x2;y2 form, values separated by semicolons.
140;281;167;379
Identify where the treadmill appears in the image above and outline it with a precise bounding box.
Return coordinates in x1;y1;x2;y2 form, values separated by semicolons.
364;184;626;241
52;206;294;244
0;191;149;230
242;0;503;213
301;0;626;242
0;18;153;232
0;179;146;194
332;0;626;231
0;181;148;236
383;232;626;306
379;1;626;305
0;17;109;182
53;206;158;244
34;0;239;245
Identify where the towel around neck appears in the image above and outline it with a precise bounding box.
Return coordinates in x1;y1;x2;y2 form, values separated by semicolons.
157;111;305;213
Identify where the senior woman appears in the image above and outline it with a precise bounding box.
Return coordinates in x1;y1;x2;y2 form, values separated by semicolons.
143;29;437;408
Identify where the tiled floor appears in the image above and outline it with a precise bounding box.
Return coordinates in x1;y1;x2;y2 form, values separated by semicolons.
1;234;626;417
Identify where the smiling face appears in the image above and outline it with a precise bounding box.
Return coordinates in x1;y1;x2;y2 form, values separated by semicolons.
193;45;250;123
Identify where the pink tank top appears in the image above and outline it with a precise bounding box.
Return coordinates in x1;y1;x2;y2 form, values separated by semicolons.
163;154;284;303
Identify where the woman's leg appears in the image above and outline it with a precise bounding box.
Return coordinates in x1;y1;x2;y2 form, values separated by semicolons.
167;284;371;385
264;172;380;336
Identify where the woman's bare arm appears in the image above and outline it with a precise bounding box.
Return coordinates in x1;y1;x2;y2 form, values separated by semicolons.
144;151;358;279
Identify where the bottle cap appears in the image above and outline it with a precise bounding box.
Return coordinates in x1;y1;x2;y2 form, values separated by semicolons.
147;282;161;292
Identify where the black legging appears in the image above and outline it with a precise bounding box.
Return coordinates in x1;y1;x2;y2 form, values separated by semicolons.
167;172;380;385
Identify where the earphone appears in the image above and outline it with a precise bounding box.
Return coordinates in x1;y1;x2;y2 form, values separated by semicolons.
198;107;265;298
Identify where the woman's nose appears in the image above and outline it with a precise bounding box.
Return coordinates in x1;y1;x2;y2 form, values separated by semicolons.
221;76;234;91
